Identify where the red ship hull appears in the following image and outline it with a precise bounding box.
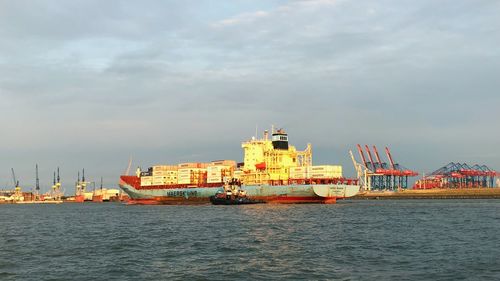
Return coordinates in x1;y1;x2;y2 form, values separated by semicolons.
119;176;358;205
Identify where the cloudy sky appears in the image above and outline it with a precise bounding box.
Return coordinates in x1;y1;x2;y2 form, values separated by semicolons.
0;0;499;192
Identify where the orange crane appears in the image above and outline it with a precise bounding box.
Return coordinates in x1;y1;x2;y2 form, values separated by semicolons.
364;145;377;171
356;144;369;171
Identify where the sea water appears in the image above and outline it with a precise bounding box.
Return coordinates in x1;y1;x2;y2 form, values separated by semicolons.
1;200;499;280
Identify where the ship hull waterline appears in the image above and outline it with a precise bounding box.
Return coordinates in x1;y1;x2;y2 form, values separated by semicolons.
119;176;360;205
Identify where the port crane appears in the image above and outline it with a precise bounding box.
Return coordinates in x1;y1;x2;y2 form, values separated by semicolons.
11;168;19;189
349;150;368;189
75;169;88;196
11;168;23;201
351;145;418;190
50;168;62;201
35;164;40;201
414;162;498;189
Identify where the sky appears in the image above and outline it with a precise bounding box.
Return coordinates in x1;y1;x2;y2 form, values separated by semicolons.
0;0;499;193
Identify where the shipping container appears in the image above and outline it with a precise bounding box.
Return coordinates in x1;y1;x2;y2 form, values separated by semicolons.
153;171;166;176
307;165;342;173
289;172;308;179
207;177;223;184
178;162;205;168
308;165;342;178
233;170;243;180
152;165;178;172
210;160;237;167
290;167;308;173
207;165;232;172
288;165;342;179
289;166;309;179
141;176;153;180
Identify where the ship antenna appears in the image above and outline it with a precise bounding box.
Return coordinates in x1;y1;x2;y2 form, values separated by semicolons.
57;167;60;183
82;168;85;182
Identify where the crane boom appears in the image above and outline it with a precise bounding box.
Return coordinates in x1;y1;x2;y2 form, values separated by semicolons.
356;144;368;169
372;146;383;166
349;150;362;178
125;156;133;175
11;168;19;187
364;145;376;171
385;147;396;170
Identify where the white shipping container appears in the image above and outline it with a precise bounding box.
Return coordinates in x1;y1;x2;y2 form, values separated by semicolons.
207;166;221;173
178;170;192;178
307;165;342;172
153;171;164;176
233;170;243;179
309;173;326;178
309;172;342;179
141;176;153;186
207;165;231;173
207;178;223;183
290;167;308;173
307;166;341;176
178;178;191;184
289;172;308;179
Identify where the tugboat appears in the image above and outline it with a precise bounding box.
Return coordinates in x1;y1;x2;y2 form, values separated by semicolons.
210;179;264;205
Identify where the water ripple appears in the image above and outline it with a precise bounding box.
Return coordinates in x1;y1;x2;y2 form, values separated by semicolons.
1;200;499;280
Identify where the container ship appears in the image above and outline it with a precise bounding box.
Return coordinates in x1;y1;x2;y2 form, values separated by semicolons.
119;129;360;204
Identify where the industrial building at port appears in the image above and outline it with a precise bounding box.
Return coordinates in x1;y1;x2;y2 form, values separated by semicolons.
351;144;499;191
0;167;124;204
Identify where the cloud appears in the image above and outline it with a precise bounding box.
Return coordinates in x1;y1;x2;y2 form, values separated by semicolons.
0;0;499;191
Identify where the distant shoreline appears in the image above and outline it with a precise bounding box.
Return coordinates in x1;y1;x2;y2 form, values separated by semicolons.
348;188;500;200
